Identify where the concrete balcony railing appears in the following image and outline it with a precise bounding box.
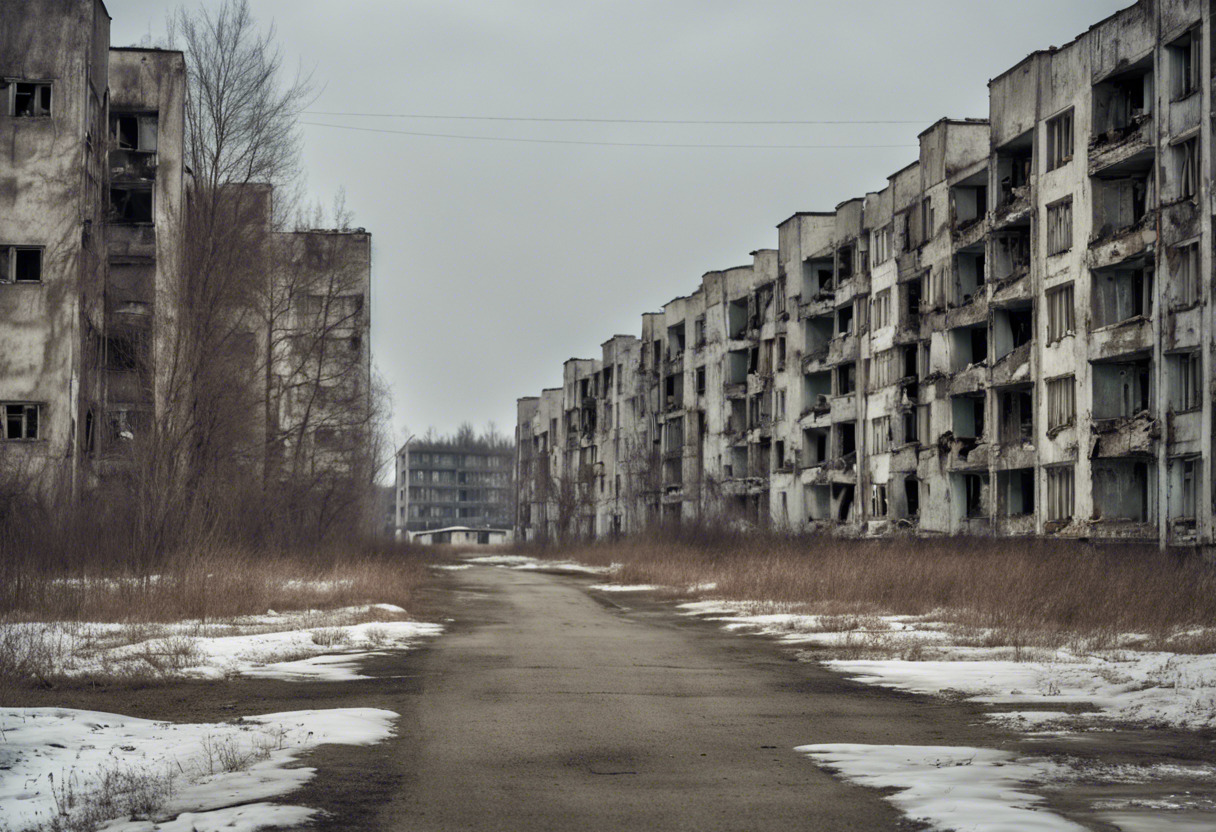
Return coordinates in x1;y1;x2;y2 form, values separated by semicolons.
1089;316;1153;362
1088;210;1156;270
1088;116;1154;177
1091;413;1159;458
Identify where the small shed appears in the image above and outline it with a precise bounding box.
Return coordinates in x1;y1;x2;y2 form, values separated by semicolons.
410;526;512;546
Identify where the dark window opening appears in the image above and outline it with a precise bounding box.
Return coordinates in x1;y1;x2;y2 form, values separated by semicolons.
110;186;153;223
2;403;40;440
905;476;920;518
9;81;52;117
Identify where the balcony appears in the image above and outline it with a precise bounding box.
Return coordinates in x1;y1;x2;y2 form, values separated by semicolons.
990;341;1031;387
1089;115;1154;177
1092;413;1159;458
1090;316;1153;362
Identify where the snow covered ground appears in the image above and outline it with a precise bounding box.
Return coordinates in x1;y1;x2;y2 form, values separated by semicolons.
0;605;442;683
582;587;1216;831
462;554;615;575
674;599;1216;732
0;706;398;832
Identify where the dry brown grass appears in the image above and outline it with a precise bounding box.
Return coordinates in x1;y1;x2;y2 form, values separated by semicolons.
524;527;1216;649
0;540;431;625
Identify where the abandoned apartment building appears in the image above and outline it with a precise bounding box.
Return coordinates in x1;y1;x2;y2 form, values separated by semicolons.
394;440;515;540
516;0;1216;548
0;0;372;492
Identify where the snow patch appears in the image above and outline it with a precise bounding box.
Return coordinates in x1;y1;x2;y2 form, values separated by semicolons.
798;744;1085;831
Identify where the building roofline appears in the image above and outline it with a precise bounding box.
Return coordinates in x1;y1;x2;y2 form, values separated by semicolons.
916;117;989;138
776;211;835;227
109;46;185;55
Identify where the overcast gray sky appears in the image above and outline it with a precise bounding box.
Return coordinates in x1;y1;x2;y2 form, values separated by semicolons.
107;0;1131;446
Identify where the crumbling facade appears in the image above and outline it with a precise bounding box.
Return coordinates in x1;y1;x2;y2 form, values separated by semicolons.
1;0;373;501
517;0;1216;548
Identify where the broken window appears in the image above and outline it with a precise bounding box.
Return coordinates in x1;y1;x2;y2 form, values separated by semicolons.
2;403;40;440
695;366;706;396
1046;110;1074;171
1046;284;1075;343
111;113;158;152
667;322;686;358
901;279;922;328
951;395;985;440
110;185;154;223
993;305;1032;361
921;197;935;242
964;473;987;518
802;428;828;466
804;371;831;410
1046;376;1076;431
953;246;985;305
727;298;748;339
902;409;917;447
1093;460;1153;523
1170;29;1201;100
836;363;856;396
950;325;987;371
1092;61;1153;136
1172;242;1201;308
999;469;1035;516
1168;352;1202;412
4;80;52;117
1046;198;1073;255
996;136;1033;209
693;316;706;348
1175;137;1199;200
871;416;891;454
836;304;854;336
0;246;43;284
871;483;888;518
950;173;987;230
837;422;856;458
997;388;1033;443
1091;263;1152;328
1173;457;1199;521
1092;359;1152;419
837;245;854;280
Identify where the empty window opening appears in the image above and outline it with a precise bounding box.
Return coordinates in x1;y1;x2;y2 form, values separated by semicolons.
964;473;987;519
902;279;922;328
804;315;833;355
728;298;748;339
836;363;856;396
1171;457;1199;521
997;388;1033;443
904;477;920;518
871;416;891;454
110;185;154;223
804;371;831;412
1168;352;1202;412
1172;242;1201;308
111;113;158;152
667;322;686;359
952;394;985;440
991;230;1031;282
837;245;854;280
4;80;52;117
726;349;748;385
834;483;856;522
802;428;828;467
993;305;1033;361
695;367;706;396
1170;29;1202;100
995;133;1033;210
1092;171;1153;238
1092;359;1152;419
901;409;917;447
950;325;988;371
836;421;856;458
953;246;985;304
2;403;40;440
1093;460;1153;523
1092;60;1153;137
999;468;1035;516
0;246;42;283
871;483;888;518
836;304;854;336
802;257;835;300
950;171;987;229
1091;262;1152;328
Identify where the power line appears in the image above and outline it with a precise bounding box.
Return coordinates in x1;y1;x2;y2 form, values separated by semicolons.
300;121;917;149
304;111;930;126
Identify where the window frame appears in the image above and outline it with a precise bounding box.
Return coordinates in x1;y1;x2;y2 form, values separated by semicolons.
1045;283;1075;343
1046;197;1073;256
0;245;44;284
2;79;53;118
1;402;42;441
1046;375;1076;431
1046;109;1074;171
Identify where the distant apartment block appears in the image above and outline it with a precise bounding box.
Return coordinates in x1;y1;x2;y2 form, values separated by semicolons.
516;0;1216;548
395;441;514;535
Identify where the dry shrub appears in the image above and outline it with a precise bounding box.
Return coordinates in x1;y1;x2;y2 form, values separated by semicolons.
523;524;1216;644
